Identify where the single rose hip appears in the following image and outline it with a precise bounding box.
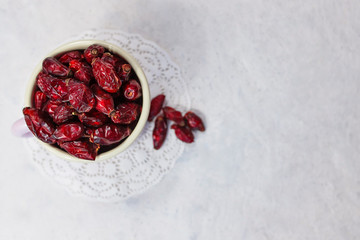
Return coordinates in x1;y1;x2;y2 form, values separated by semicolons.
118;64;131;81
69;59;83;72
89;124;131;145
34;91;48;110
77;110;108;127
42;100;62;118
123;79;141;100
148;94;165;121
58;51;83;64
58;140;99;160
36;72;68;101
53;123;84;142
92;58;121;93
184;111;205;131
163;106;185;126
171;124;194;143
91;84;115;115
53;104;74;124
84;44;105;64
110;102;141;124
153;115;167;150
69;60;93;85
42;57;72;77
67;80;95;113
23;107;56;144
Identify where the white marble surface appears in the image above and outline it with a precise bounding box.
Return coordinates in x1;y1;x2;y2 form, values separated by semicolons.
1;0;360;239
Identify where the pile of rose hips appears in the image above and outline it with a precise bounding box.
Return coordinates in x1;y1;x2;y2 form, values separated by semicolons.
23;44;142;160
149;94;205;149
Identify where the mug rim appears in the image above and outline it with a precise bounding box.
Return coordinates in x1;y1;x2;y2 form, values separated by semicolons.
24;40;150;162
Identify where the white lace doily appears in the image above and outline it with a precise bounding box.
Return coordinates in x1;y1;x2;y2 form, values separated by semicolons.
24;29;191;202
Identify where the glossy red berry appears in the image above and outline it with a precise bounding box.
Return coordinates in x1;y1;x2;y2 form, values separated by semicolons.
69;60;93;85
58;140;99;160
42;100;62;118
53;123;84;142
53;104;74;124
110;102;141;124
91;84;115;115
101;52;120;66
184;111;205;131
118;64;131;81
84;44;105;64
23;107;56;144
67;80;95;113
89;124;131;145
36;72;68;101
163;106;185;126
123;80;141;100
171;124;194;143
42;57;71;77
77;110;108;127
92;58;121;93
58;51;82;64
152;115;168;150
34;91;48;110
148;94;165;121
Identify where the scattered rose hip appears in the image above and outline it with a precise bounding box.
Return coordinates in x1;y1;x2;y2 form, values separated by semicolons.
23;44;143;160
149;94;205;149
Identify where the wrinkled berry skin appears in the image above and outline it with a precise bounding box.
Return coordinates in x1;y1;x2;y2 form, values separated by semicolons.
77;110;108;127
184;111;205;131
92;58;121;93
59;140;99;160
53;123;84;142
148;94;165;121
110;102;141;124
101;52;120;66
91;84;114;115
69;59;93;85
84;44;105;64
53;104;74;124
36;72;68;101
163;106;185;126
34;91;48;110
118;64;131;81
67;80;95;113
42;100;62;118
23;107;56;144
90;124;131;145
43;57;71;77
152;115;168;150
123;80;141;100
171;124;194;143
58;51;83;64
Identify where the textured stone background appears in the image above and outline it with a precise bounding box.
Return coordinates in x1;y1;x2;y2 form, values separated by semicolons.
1;0;360;239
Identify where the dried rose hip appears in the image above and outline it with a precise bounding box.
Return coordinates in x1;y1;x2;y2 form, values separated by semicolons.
89;124;131;145
59;140;99;160
23;107;56;144
152;115;168;150
42;100;62;118
110;102;141;124
184;111;205;131
84;44;105;64
101;52;120;66
58;51;82;64
43;57;71;77
34;91;47;110
91;84;114;115
92;58;121;93
118;64;131;81
123;79;141;100
77;110;108;127
163;106;185;126
148;94;165;121
69;59;93;85
53;123;84;142
53;104;74;124
36;72;68;101
171;124;194;143
67;80;95;113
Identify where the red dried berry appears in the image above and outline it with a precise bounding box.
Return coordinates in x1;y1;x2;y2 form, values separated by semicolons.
184;111;205;131
89;124;131;145
91;84;115;115
110;102;141;124
36;72;68;101
58;140;99;160
171;124;194;143
92;58;121;93
152;115;168;150
69;60;93;85
148;94;165;121
77;110;108;127
42;100;62;118
22;107;56;144
118;64;131;81
123;79;141;100
42;57;71;77
69;59;83;72
53;123;84;142
34;91;48;110
53;104;74;124
84;44;105;64
101;52;120;66
58;51;82;64
163;106;185;126
67;80;95;113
